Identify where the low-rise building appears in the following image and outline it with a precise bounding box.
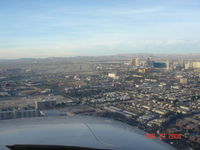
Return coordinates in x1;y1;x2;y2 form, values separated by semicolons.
35;99;56;110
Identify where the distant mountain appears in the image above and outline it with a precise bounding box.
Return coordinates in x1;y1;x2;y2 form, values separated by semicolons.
0;53;200;63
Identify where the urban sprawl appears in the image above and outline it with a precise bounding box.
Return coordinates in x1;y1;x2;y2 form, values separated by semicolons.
0;55;200;150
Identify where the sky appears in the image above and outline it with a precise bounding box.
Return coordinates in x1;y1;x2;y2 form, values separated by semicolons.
0;0;200;59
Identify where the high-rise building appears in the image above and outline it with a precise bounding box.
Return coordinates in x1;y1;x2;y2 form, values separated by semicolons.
192;62;200;69
184;61;200;69
146;57;152;67
131;58;141;67
166;61;170;70
184;62;192;69
152;62;167;68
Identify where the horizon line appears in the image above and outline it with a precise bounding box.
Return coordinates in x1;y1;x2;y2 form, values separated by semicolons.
0;52;200;60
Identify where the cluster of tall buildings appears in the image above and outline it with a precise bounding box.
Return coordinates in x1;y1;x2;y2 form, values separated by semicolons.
128;57;200;71
185;61;200;69
131;58;142;67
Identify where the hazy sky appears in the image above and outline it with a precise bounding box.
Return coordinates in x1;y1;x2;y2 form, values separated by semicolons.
0;0;200;58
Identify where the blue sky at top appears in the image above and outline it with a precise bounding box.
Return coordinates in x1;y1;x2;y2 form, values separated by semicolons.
0;0;200;58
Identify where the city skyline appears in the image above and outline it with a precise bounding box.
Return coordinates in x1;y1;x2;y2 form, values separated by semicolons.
0;0;200;59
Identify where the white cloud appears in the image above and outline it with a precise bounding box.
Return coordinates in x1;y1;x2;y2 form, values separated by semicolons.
110;7;163;15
